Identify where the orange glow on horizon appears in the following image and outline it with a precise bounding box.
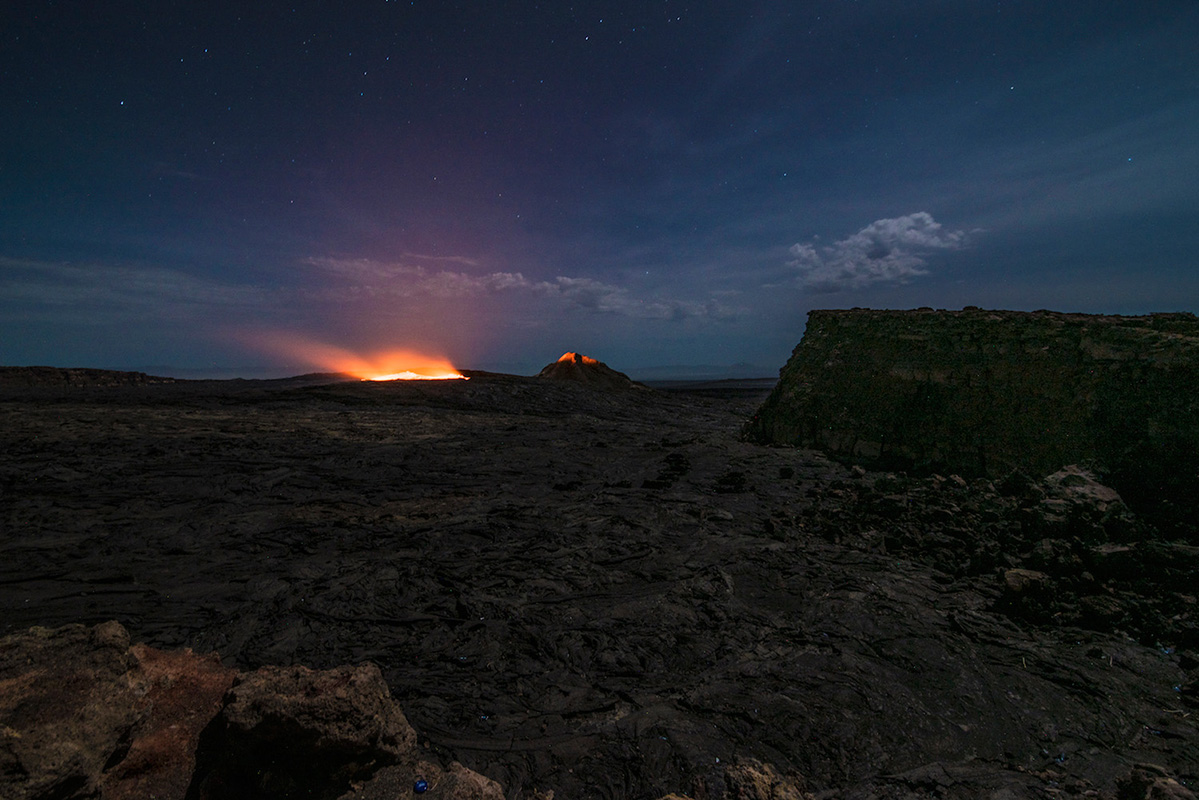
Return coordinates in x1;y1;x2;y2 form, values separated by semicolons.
245;333;467;381
365;368;466;382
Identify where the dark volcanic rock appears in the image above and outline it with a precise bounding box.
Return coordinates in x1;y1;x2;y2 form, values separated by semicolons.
0;366;177;387
537;351;647;390
0;621;145;800
190;663;416;800
747;307;1199;534
0;622;498;800
721;758;811;800
342;761;505;800
102;643;236;800
1;376;1197;799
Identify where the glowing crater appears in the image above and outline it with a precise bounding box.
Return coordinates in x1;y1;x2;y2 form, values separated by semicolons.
342;353;467;382
364;368;467;382
246;333;466;381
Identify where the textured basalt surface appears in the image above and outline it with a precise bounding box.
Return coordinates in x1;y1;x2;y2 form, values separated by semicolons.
747;307;1199;533
1;371;1196;798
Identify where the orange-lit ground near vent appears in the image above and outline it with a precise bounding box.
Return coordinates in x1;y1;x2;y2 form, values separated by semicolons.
364;367;467;382
244;334;467;381
342;352;467;382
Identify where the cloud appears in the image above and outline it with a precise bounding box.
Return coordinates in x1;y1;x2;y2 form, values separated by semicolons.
397;251;480;267
537;277;735;321
418;269;532;298
0;256;273;321
306;257;533;299
308;257;736;320
787;212;968;292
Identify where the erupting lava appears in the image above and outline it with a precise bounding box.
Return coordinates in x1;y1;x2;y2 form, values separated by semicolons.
247;333;466;381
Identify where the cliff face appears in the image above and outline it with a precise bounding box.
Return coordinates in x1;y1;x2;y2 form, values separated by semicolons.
748;307;1199;530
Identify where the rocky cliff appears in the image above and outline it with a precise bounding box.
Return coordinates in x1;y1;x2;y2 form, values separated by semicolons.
747;307;1199;532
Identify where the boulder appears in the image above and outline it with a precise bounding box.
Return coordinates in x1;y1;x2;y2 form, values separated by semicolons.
101;644;236;800
1118;764;1198;800
188;663;416;799
1042;465;1124;513
997;568;1057;622
0;622;501;800
722;758;811;800
0;621;146;800
1002;568;1053;597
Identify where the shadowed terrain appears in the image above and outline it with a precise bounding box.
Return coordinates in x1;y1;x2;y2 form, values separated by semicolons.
1;370;1196;798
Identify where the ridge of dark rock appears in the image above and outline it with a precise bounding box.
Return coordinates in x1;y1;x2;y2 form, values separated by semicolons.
0;365;179;386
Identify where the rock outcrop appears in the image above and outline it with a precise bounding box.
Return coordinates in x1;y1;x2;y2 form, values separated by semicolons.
0;621;153;800
0;622;501;800
536;352;647;391
189;663;418;799
747;308;1199;533
6;617;1193;800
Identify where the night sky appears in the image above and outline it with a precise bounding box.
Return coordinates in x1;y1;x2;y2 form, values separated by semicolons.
3;2;1198;378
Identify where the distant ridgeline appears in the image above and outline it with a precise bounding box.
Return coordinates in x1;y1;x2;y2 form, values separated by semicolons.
747;307;1199;531
0;366;177;386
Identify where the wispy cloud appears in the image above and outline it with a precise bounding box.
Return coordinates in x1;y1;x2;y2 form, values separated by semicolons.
0;256;272;321
306;257;531;299
787;212;968;292
538;277;734;320
307;257;736;320
397;251;481;267
0;251;737;338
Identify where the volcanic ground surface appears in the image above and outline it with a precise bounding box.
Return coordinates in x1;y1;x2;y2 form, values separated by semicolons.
1;372;1195;799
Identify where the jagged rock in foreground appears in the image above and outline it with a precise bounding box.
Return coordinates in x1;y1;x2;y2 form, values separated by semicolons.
189;663;420;799
0;622;502;800
4;621;1194;800
0;622;154;800
747;307;1199;532
536;351;647;391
